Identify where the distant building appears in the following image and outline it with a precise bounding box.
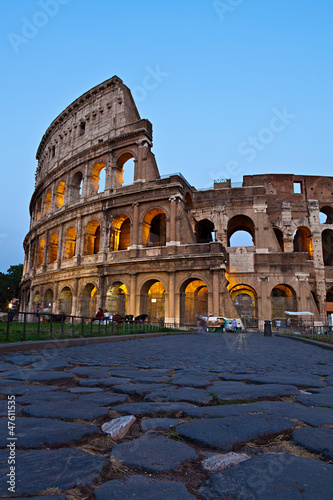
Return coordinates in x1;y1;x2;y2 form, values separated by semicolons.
20;76;333;328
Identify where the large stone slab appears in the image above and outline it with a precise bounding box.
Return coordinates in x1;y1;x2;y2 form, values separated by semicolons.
1;385;59;396
16;391;77;404
0;400;21;417
177;413;295;450
112;383;170;395
210;381;299;400
78;377;130;387
112;402;198;415
171;373;214;387
0;448;107;496
250;400;333;427
141;418;180;431
78;392;128;405
0;417;101;448
94;475;195;500
182;403;265;419
220;372;326;387
109;369;171;383
111;433;197;471
293;428;333;459
69;366;111;378
199;453;333;499
10;496;66;500
296;392;333;407
67;387;103;393
144;386;213;405
5;370;73;382
22;400;110;420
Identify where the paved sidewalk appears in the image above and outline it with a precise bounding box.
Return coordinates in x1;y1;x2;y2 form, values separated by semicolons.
0;332;332;498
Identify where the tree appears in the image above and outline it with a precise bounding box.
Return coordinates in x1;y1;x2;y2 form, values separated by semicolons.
0;264;23;310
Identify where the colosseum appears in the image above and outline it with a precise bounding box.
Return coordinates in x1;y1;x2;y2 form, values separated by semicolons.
20;76;333;329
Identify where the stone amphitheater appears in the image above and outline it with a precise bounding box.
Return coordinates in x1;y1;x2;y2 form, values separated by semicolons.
20;76;333;328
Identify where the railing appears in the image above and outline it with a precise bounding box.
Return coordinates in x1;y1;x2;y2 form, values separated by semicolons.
1;312;188;343
277;324;333;344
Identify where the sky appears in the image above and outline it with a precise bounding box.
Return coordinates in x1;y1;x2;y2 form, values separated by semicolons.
1;0;333;272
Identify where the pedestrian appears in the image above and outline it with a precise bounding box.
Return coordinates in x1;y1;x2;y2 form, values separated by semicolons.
232;318;237;332
92;307;104;323
276;319;281;332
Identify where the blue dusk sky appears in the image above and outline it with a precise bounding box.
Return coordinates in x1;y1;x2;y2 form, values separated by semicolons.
1;0;333;272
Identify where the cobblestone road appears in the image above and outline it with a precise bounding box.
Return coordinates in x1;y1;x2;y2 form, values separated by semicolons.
0;332;333;499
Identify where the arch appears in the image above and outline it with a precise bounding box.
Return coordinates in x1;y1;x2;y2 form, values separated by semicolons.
36;199;42;222
110;214;131;251
271;284;297;320
293;226;313;257
180;278;208;325
59;286;72;315
322;229;333;266
140;279;165;322
70;171;83;203
63;226;77;259
33;291;41;312
143;208;167;247
185;192;194;209
84;220;101;255
37;238;45;267
55;181;66;209
44;189;52;216
116;152;136;186
81;283;98;318
227;215;255;247
320;206;333;224
90;162;106;195
273;227;284;252
44;288;54;312
47;232;58;263
230;284;257;327
106;282;128;317
326;288;333;325
195;219;215;243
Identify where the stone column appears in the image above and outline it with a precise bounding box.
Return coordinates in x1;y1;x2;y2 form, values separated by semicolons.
64;172;70;206
129;274;137;316
57;224;64;269
76;216;83;263
82;163;90;198
166;272;175;324
212;269;220;316
169;196;177;245
130;203;139;248
101;211;109;261
72;278;79;317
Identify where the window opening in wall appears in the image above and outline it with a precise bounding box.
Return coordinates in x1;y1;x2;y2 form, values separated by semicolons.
82;284;97;318
55;181;65;209
122;158;135;186
293;227;313;258
47;233;59;263
227;215;255;247
230;284;258;329
116;153;135;187
273;228;284;251
52;146;55;158
90;162;106;195
37;238;45;267
79;121;85;136
180;279;208;325
59;287;72;315
106;282;128;317
322;229;333;266
84;221;101;255
140;280;165;322
64;227;77;259
319;206;333;224
98;167;106;193
195;219;214;243
44;190;52;215
293;181;302;194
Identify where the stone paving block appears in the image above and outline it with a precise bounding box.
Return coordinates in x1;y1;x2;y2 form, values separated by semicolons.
112;401;198;415
30;359;72;370
94;475;196;500
22;400;110;420
0;363;19;372
0;379;24;387
177;413;295;450
69;366;111;378
5;370;73;382
1;385;59;396
141;417;180;431
10;496;66;500
220;373;326;387
144;386;213;405
250;400;333;427
182;403;265;419
1;354;39;365
0;400;21;417
210;381;299;400
111;433;197;471
0;417;101;448
78;377;130;387
67;387;103;393
112;383;170;395
296;393;333;407
78;392;128;405
326;375;333;385
16;391;77;404
199;453;333;499
293;427;333;459
0;448;107;496
170;374;214;387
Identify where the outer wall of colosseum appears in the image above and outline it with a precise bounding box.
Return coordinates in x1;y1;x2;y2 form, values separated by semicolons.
20;76;333;328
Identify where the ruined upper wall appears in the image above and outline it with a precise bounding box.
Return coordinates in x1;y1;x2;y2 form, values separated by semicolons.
35;76;143;183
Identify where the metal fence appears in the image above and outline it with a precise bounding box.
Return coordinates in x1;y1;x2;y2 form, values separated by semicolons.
278;324;333;344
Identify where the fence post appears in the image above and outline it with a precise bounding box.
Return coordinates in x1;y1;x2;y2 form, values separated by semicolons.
37;314;41;340
23;312;26;341
61;314;64;338
72;316;75;337
6;312;10;341
50;315;53;339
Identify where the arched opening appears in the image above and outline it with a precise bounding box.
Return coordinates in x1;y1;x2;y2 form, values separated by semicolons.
143;209;167;247
320;206;333;224
30;243;36;270
64;227;77;259
47;232;58;263
185;193;194;209
116;153;135;186
84;220;101;255
180;279;208;325
37;238;45;267
273;228;284;252
44;189;52;216
195;219;215;243
70;171;83;203
44;289;53;313
90;162;106;195
59;286;72;316
230;284;258;328
140;280;165;322
228;215;255;247
322;229;333;266
33;291;40;311
36;199;42;222
81;283;98;318
55;181;65;209
106;282;128;317
293;226;313;258
271;284;297;321
110;215;131;251
326;289;333;326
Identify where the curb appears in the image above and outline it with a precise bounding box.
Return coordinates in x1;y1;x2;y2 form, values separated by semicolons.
0;331;194;354
276;334;333;351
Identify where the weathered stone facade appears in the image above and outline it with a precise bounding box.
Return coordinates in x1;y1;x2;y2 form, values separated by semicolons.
20;76;333;328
